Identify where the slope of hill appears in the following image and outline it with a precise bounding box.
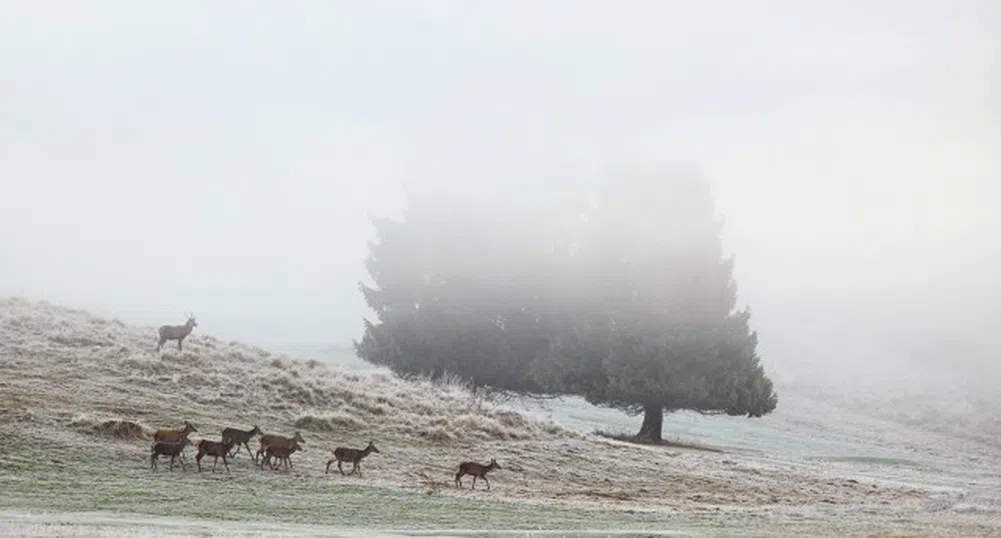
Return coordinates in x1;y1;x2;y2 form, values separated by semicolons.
0;297;998;537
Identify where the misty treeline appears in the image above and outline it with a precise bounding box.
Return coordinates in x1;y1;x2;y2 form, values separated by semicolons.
355;170;777;442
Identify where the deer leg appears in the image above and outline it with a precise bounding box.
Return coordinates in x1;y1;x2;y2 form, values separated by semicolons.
179;454;187;472
212;455;218;472
484;476;491;491
169;455;176;471
471;476;477;489
222;454;230;473
455;471;463;488
177;339;183;351
196;453;203;472
151;453;156;470
338;460;345;475
325;459;334;474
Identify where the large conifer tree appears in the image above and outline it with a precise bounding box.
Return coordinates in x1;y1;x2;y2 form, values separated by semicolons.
356;170;776;442
535;170;777;442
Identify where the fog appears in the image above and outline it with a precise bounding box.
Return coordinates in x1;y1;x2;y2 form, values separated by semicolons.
1;1;998;396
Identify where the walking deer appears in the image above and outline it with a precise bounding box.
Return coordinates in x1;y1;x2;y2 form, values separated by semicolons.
151;438;192;471
259;440;303;471
152;421;197;462
326;440;380;477
455;458;501;490
152;421;197;443
255;431;305;465
221;425;261;458
157;313;198;351
195;438;236;473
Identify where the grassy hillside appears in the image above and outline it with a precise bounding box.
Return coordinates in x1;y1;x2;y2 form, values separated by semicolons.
0;297;998;537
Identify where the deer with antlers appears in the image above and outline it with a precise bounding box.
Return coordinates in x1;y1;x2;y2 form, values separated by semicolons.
156;312;198;352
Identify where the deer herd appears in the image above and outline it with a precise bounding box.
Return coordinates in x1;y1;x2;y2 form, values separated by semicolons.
149;315;503;490
148;420;501;490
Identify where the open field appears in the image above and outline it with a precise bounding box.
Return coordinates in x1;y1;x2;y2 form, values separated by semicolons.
1;297;999;537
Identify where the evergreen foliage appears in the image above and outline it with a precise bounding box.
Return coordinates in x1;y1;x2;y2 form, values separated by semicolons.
356;170;777;441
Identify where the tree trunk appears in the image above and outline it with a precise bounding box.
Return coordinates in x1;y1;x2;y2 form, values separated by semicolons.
635;403;664;443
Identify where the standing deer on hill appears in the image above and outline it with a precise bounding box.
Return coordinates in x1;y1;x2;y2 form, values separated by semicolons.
326;440;380;477
157;313;198;351
455;458;501;490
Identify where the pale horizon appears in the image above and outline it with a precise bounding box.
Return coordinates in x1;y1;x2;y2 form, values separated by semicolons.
2;1;998;392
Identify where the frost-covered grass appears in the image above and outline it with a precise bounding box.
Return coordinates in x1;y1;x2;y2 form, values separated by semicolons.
1;297;1000;537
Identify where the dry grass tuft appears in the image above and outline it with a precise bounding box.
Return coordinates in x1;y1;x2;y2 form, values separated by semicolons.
71;415;150;440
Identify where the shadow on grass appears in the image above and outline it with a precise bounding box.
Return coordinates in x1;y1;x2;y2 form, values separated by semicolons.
592;430;723;453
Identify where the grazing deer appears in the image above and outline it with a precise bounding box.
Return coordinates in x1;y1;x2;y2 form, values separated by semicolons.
255;431;305;465
259;440;303;471
455;458;501;490
151;438;192;471
152;421;197;462
195;438;236;473
326;440;380;477
221;425;261;458
156;313;198;351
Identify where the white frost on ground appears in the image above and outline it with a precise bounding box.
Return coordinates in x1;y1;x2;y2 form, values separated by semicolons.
1;297;999;537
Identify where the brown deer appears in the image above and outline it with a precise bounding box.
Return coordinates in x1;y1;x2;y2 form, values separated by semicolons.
221;425;261;458
255;431;305;465
259;439;303;471
156;313;198;351
195;438;236;473
455;458;501;490
326;440;380;476
152;421;197;443
151;438;192;471
152;421;197;462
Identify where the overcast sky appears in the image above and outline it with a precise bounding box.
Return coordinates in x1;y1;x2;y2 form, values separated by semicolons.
1;1;998;387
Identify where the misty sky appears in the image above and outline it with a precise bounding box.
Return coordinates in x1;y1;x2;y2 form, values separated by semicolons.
1;2;998;387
